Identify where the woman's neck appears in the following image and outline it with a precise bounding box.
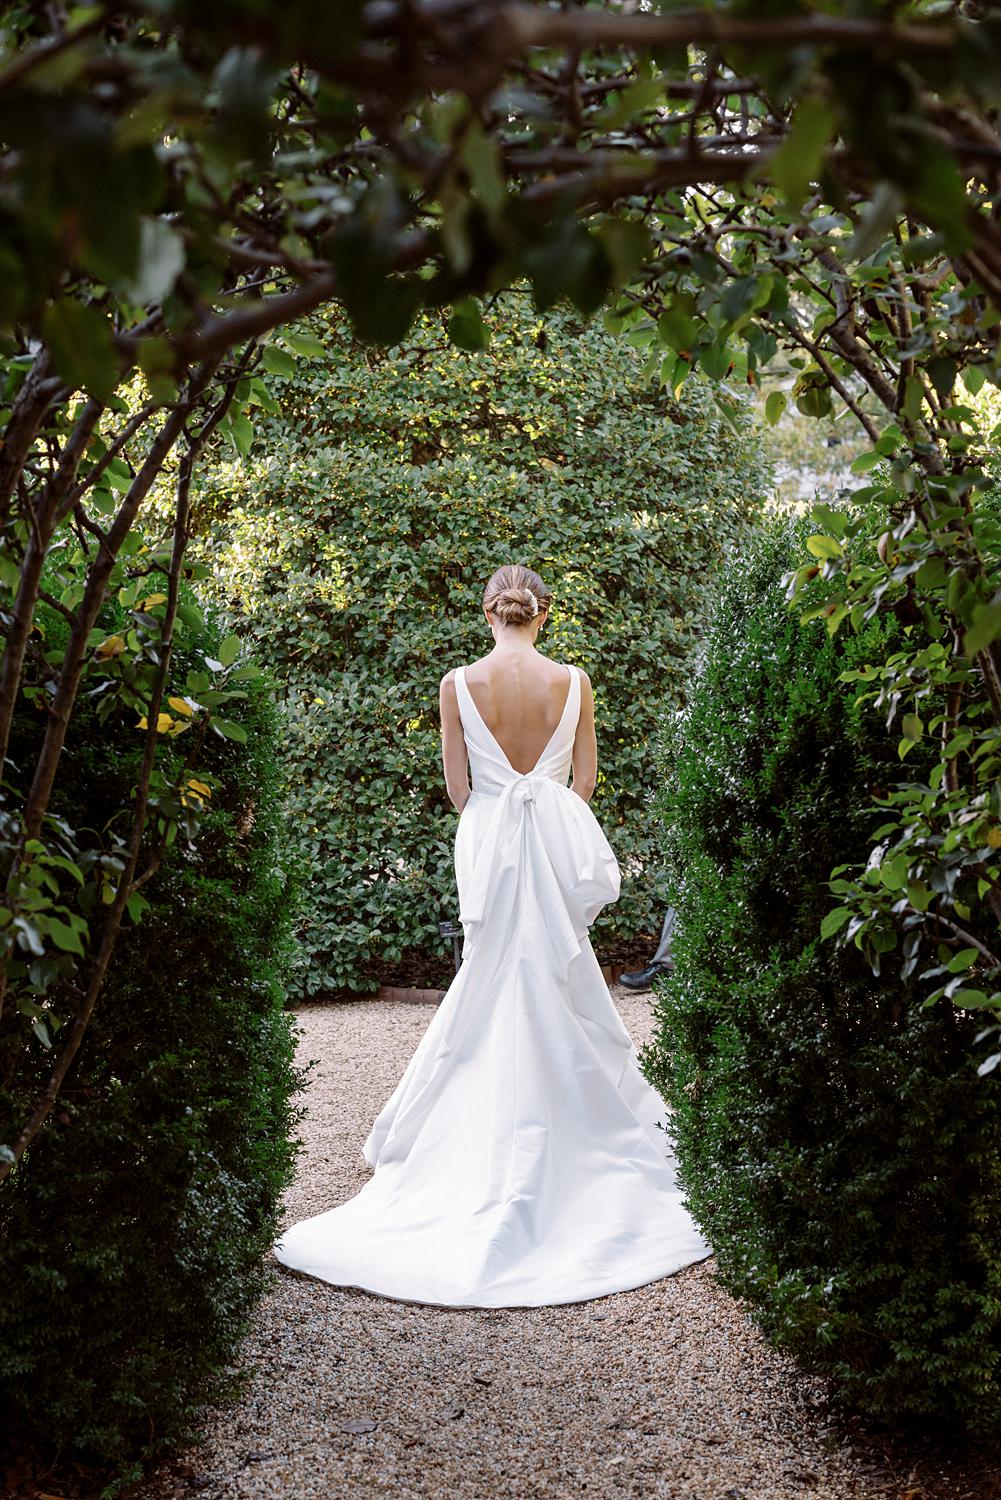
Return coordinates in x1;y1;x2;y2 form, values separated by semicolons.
490;634;536;657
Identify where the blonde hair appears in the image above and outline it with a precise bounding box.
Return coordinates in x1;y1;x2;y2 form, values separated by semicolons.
483;564;552;627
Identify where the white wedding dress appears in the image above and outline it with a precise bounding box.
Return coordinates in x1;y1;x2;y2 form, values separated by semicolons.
272;661;712;1306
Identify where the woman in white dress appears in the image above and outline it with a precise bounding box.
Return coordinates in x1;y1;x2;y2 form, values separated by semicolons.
272;564;712;1306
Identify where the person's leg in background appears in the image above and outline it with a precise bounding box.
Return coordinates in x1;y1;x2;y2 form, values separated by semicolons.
619;907;675;991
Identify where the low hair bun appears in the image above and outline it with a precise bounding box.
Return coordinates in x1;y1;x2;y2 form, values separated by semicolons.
483;564;552;628
491;586;538;627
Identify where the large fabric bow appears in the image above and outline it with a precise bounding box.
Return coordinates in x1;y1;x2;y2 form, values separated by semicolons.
458;775;620;981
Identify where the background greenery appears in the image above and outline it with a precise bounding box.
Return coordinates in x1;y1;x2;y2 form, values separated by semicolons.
2;5;1000;1491
641;516;1001;1438
0;596;305;1488
186;297;771;996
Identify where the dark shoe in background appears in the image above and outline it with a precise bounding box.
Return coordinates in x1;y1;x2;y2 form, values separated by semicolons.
619;960;673;991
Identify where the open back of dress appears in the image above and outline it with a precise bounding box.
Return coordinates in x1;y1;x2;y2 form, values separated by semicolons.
273;660;711;1307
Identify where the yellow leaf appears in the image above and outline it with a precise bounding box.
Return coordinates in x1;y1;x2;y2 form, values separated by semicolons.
181;776;212;807
986;827;1001;849
168;696;195;716
95;634;127;659
136;713;174;734
141;592;168;609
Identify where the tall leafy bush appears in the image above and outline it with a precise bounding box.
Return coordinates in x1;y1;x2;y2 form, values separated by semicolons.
641;519;1001;1437
0;602;305;1488
190;299;770;995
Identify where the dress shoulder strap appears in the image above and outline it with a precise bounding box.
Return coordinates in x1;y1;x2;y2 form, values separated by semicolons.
566;662;582;721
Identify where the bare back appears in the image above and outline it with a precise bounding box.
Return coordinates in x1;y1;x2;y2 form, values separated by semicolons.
464;653;574;774
440;648;597;807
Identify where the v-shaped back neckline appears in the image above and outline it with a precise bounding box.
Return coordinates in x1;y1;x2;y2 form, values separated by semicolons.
458;662;576;777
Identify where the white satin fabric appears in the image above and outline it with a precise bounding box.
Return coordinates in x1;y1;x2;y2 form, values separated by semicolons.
272;661;712;1306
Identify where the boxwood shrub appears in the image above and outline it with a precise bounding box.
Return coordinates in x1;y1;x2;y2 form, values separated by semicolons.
0;601;305;1490
641;516;1001;1438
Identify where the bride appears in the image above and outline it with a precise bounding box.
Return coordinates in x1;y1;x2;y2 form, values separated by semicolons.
273;564;712;1306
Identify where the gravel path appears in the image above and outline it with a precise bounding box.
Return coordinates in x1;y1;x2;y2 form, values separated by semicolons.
137;991;995;1500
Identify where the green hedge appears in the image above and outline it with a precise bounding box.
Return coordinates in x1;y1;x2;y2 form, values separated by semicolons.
189;298;770;995
641;517;1001;1437
0;603;305;1490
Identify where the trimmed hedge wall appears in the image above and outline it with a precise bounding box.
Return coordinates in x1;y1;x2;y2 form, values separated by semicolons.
641;517;1001;1438
189;298;771;995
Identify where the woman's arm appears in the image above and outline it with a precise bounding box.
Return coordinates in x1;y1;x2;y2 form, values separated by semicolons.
570;669;597;802
439;670;470;813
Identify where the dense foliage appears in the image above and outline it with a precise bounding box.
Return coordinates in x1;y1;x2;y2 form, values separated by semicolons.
641;519;1001;1437
5;1;1001;1182
187;301;768;994
0;601;304;1487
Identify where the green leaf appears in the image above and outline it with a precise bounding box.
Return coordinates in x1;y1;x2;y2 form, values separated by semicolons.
699;341;733;382
262;345;297;376
820;906;851;939
906;880;932;912
963;601;1001;656
224;413;254;459
211;717;248;743
901;713;923;742
910;139;970;249
951;988;993;1009
770;97;834;204
47;855;85;886
460;121;505;218
524;222;610;318
597;73;667;130
878;857;908;891
657;295;699;354
281;331;326;359
126;891;151;924
218;634;241;667
795;383;832;418
963;365;987;396
346;277;421;346
447;298;490;352
176;600;205;633
596;221;652;288
847;181;904;262
719;276;763;326
810;504;848;538
927;355;957;401
806;534;843;560
902;373;925;422
41;301;119;402
764;390;786;426
137;334;178;404
947;947;980;973
105;457;133;494
825;603;849;635
46;917;85;956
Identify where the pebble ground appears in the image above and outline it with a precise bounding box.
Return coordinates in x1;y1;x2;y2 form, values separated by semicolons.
135;991;999;1500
